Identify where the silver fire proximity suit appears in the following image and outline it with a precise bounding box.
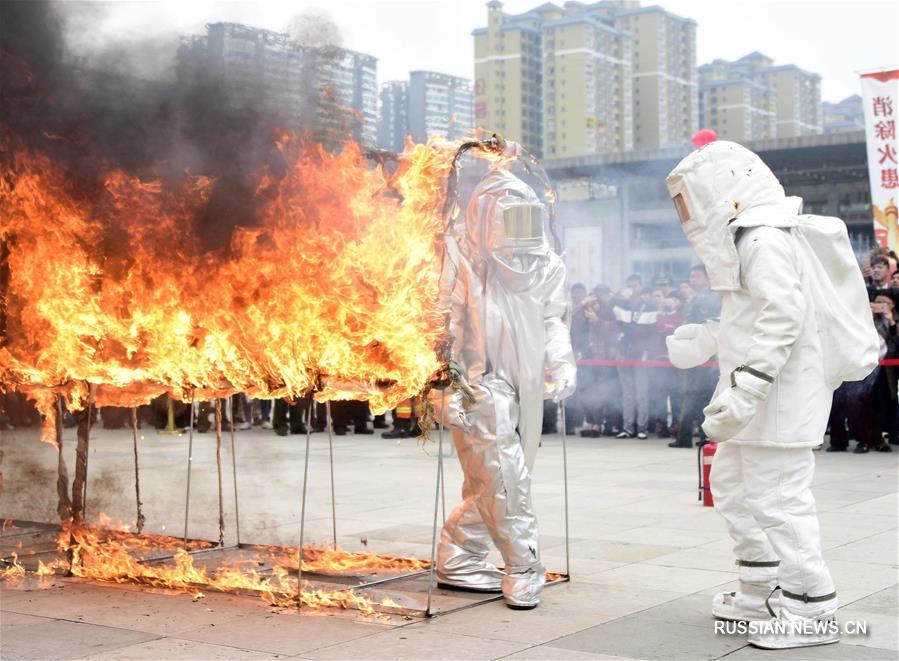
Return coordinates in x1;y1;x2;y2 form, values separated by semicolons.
437;152;576;609
665;141;878;649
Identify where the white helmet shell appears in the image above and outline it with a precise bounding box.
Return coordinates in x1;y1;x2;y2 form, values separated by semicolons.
666;141;791;291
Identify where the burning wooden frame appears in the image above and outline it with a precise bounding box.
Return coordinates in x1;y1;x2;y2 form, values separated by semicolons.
1;130;571;617
1;389;572;618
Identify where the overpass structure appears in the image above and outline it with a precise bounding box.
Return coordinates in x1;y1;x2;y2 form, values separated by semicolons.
543;130;871;289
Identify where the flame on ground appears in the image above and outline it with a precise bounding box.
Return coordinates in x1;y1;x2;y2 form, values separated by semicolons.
1;518;419;617
270;540;430;574
1;552;26;579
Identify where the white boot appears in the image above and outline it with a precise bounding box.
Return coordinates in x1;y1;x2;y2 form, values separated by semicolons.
502;565;546;610
748;607;840;649
712;579;781;622
712;589;781;622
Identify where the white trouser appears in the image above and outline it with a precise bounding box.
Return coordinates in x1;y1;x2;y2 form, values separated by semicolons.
710;442;837;616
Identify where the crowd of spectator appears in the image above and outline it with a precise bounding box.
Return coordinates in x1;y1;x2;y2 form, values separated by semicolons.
548;265;719;448
557;248;899;454
828;249;898;453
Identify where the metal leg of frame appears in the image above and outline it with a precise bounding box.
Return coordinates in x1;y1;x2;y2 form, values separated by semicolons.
214;400;225;547
295;397;313;610
183;392;195;545
439;394;447;524
228;398;241;546
130;408;145;534
326;400;337;547
559;401;570;578
55;395;71;524
425;388;446;617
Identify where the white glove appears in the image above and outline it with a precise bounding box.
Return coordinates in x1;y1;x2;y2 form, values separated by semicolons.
550;363;577;402
666;322;718;369
701;366;772;442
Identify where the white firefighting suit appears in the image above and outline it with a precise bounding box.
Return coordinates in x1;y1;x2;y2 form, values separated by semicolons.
665;141;877;645
437;150;576;609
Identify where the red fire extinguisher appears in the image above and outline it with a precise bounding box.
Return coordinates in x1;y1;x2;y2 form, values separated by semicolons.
698;442;717;507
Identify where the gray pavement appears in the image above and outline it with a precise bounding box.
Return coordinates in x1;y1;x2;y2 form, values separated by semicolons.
1;424;897;660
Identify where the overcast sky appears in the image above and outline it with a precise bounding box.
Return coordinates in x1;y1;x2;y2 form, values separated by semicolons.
91;0;897;103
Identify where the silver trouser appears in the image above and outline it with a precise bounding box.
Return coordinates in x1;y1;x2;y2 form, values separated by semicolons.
437;470;505;591
438;375;543;590
711;442;837;616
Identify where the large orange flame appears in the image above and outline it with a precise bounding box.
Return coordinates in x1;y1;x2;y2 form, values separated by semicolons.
0;132;459;425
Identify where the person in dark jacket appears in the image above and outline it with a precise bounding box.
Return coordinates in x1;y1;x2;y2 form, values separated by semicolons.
612;283;658;438
670;265;720;448
853;291;897;453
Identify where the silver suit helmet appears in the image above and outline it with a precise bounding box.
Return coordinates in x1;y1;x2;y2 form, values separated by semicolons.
465;167;552;272
666;140;795;291
493;195;546;252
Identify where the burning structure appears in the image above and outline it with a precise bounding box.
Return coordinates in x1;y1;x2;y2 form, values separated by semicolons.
0;2;570;617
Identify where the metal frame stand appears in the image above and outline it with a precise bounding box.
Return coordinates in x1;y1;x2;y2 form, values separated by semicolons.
425;388;447;616
559;400;571;579
176;393;238;559
11;389;570;620
214;399;225;547
326;400;337;546
295;396;314;609
228;397;242;545
183;392;195;544
130;407;145;533
54;395;71;522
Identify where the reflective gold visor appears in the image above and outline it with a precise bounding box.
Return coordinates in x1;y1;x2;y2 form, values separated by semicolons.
673;192;691;224
502;204;542;241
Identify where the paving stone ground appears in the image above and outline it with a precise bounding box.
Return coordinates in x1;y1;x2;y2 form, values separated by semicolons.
1;425;896;660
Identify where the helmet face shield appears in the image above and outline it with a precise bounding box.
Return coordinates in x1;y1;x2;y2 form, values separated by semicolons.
501;202;544;249
673;192;692;225
665;154;741;291
488;197;546;253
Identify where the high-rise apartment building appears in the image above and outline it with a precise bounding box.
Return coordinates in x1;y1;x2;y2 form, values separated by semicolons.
377;81;409;152
316;49;379;146
178;23;378;147
473;1;696;158
178;23;313;128
408;71;474;143
540;4;634;158
473;0;546;155
700;52;821;139
613;4;698;150
698;59;776;141
377;73;475;152
823;95;864;134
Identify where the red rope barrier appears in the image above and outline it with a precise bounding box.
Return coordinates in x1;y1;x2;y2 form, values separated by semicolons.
576;358;899;367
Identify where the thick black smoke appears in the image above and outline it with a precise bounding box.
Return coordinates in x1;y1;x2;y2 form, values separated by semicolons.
0;1;338;250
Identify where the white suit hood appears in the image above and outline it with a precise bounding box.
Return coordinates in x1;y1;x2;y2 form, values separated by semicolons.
666;141;802;291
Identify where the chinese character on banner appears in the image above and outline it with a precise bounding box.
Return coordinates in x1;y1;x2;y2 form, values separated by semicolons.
861;70;899;252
